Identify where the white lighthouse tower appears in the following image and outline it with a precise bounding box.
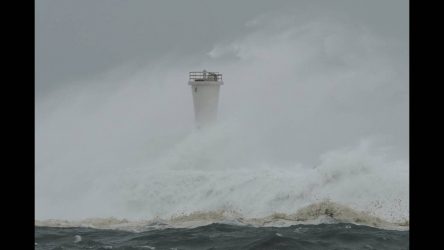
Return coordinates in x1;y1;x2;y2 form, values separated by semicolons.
189;70;223;128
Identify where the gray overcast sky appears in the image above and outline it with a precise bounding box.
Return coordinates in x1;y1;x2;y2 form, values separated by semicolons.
36;0;407;97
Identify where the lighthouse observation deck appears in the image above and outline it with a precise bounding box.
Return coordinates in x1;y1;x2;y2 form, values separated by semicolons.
189;71;223;82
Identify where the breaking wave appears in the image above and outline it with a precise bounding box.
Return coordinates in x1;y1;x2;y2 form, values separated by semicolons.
35;200;408;232
36;122;408;229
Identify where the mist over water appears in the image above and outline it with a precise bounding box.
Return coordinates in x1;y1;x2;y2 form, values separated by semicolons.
35;13;408;226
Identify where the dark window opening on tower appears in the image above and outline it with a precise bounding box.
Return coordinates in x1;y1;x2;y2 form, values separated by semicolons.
195;87;197;92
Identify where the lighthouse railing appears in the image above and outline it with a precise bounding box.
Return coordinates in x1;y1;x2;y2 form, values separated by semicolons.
189;72;222;81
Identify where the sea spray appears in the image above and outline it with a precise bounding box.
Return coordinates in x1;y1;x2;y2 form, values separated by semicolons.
36;16;408;225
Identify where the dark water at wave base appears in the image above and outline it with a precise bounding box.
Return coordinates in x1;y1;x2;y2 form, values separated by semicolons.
35;223;408;250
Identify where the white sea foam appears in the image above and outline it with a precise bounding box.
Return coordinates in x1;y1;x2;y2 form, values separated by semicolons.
140;246;155;250
37;120;408;222
74;235;82;243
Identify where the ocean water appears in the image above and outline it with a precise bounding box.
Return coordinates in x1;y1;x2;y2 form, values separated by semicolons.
35;198;408;249
35;223;408;250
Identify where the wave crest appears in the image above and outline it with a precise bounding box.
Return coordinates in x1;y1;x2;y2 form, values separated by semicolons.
35;200;408;231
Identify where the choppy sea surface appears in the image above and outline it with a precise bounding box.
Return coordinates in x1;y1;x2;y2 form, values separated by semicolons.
35;223;408;250
35;200;409;250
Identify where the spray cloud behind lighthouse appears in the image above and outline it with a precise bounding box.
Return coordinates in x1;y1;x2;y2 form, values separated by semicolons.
35;9;408;221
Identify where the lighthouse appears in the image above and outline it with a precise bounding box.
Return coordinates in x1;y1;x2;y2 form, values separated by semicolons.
189;70;223;128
